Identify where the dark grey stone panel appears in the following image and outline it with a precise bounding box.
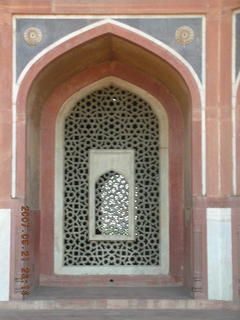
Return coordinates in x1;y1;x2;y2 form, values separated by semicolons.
236;12;240;80
16;18;98;78
118;18;202;80
16;17;203;81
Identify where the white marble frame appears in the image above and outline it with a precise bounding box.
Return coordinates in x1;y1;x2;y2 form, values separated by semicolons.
0;209;11;301
89;149;135;241
54;77;169;275
207;208;233;301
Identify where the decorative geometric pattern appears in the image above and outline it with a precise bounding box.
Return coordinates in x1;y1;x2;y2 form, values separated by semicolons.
23;27;43;46
175;25;194;45
64;85;160;266
95;171;129;236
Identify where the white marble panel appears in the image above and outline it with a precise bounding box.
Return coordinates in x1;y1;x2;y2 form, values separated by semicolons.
0;209;11;301
89;149;135;241
207;208;233;301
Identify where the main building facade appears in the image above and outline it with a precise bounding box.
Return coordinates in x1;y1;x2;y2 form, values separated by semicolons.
0;0;240;303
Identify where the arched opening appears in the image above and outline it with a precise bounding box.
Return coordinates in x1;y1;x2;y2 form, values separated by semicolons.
13;22;202;296
94;170;130;238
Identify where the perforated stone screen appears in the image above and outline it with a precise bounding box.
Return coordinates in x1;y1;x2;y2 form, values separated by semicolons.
64;85;160;266
95;171;129;236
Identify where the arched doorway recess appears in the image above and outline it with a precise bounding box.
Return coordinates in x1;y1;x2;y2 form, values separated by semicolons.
39;63;185;284
13;23;202;294
39;63;185;287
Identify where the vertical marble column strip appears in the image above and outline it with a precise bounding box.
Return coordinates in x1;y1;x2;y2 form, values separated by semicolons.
207;208;233;300
0;209;11;301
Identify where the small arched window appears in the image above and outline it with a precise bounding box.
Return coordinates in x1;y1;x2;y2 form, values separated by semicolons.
89;149;135;241
95;170;129;236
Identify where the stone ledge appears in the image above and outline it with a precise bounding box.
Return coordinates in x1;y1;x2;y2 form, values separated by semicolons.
0;299;239;311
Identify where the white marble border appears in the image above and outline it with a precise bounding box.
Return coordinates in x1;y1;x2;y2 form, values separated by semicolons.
11;15;206;198
89;149;135;241
207;208;233;301
0;209;11;301
54;76;169;275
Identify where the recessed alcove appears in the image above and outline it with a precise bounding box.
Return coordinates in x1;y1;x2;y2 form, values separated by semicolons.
14;23;201;294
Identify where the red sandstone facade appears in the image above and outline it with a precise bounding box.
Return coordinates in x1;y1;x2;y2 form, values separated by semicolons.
0;0;239;303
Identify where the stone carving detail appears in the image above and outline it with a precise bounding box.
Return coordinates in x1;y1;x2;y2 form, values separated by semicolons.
23;27;43;46
175;26;194;45
95;171;129;236
64;85;160;266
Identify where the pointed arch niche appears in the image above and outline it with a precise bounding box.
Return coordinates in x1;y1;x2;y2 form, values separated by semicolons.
13;22;202;291
54;77;169;275
40;64;184;285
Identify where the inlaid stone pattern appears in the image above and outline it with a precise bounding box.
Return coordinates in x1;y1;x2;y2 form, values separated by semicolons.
175;25;194;45
23;27;43;46
64;85;160;266
16;18;203;81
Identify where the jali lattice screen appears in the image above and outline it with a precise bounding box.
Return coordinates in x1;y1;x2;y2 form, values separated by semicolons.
64;85;160;266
